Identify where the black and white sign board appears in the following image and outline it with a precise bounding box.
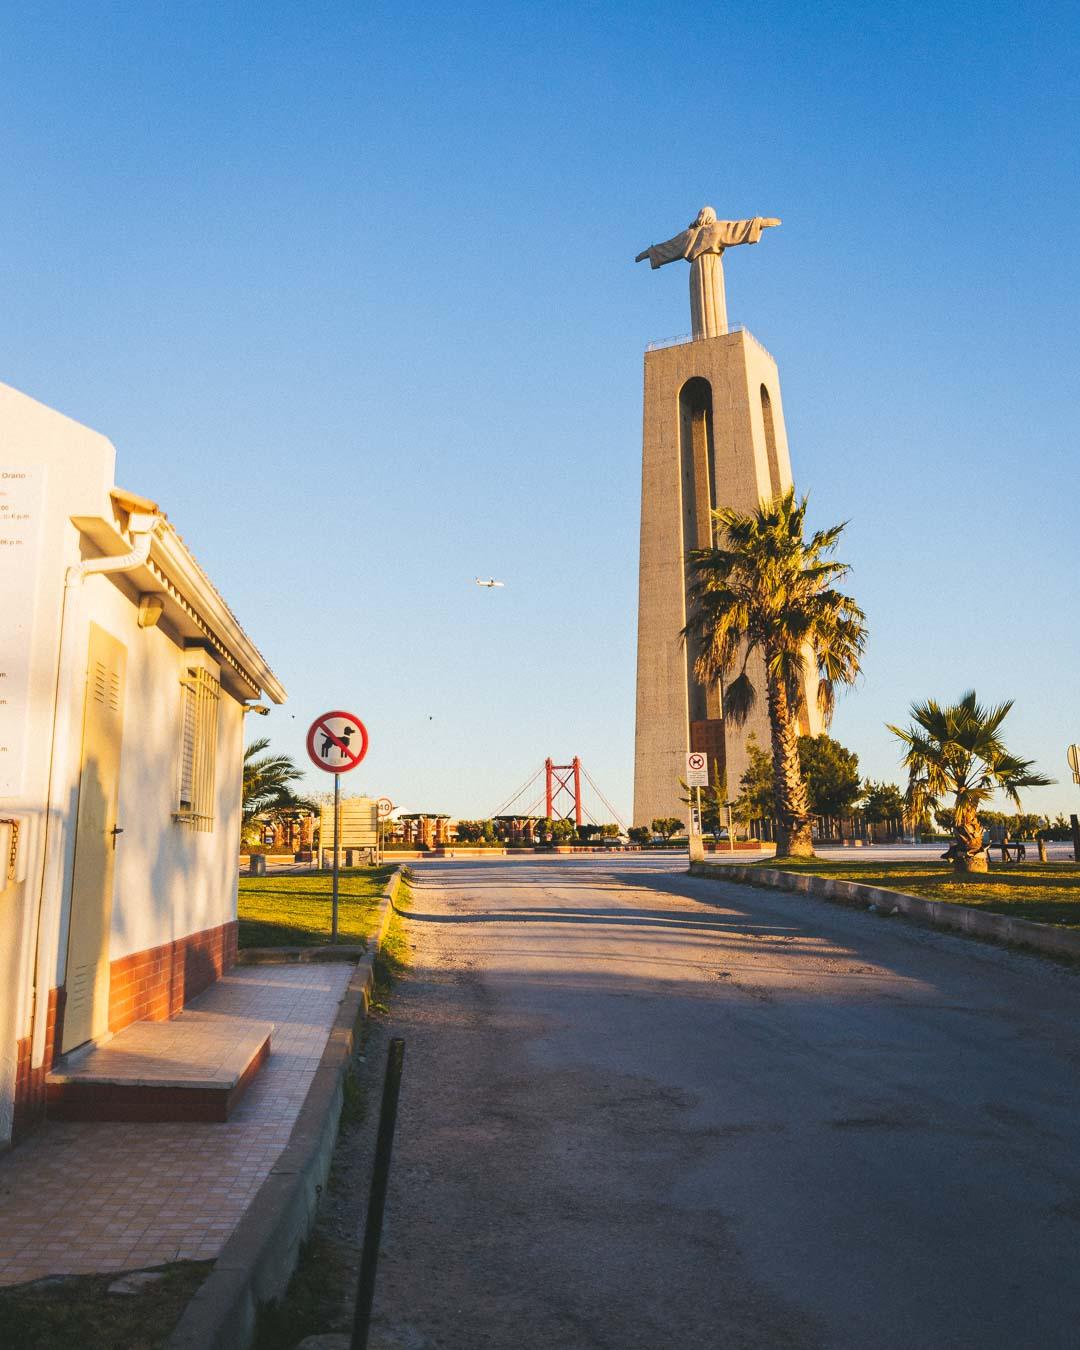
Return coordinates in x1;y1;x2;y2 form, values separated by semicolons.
686;751;709;788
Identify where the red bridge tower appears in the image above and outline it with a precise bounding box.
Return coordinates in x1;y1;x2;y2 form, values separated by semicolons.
545;757;583;827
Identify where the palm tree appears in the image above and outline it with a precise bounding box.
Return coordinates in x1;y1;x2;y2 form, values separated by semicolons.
683;489;866;858
242;738;315;844
887;692;1051;873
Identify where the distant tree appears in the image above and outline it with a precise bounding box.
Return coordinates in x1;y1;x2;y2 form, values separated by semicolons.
861;780;906;825
599;823;621;841
701;773;729;840
550;819;576;843
736;734;861;829
455;820;484;843
651;817;685;843
798;735;861;819
889;691;1052;874
975;811;1045;841
535;817;554;842
627;826;651;846
734;736;776;827
934;806;956;832
577;824;602;842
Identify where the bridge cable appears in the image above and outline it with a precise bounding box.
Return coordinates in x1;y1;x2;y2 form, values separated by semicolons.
582;767;628;831
489;766;543;820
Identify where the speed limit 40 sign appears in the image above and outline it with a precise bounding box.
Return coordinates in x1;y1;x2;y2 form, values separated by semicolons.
686;751;709;788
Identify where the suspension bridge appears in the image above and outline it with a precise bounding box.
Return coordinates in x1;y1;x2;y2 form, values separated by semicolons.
489;758;627;831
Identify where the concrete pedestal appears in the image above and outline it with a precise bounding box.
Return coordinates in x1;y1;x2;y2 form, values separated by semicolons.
633;328;820;827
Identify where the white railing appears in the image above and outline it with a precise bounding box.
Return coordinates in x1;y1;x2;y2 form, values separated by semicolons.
645;332;697;351
645;325;775;363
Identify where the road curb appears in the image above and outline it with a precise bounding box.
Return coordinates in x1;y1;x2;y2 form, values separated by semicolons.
688;861;1080;961
166;866;405;1350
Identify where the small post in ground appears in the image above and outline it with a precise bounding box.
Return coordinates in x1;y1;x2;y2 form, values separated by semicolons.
351;1037;406;1350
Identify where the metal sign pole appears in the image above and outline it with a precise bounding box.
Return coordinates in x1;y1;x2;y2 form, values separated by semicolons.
686;752;707;862
332;773;340;942
305;709;370;935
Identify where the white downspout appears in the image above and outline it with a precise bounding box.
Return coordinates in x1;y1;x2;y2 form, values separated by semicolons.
28;512;163;1068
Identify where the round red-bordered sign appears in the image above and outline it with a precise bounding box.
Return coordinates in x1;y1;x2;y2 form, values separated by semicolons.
306;711;369;774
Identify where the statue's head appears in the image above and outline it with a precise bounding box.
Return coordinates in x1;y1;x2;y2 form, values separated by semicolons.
691;206;718;227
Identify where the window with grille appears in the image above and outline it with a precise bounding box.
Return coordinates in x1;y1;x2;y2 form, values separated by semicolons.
176;664;220;831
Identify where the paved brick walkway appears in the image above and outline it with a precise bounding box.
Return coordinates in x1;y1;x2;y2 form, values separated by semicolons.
0;963;352;1286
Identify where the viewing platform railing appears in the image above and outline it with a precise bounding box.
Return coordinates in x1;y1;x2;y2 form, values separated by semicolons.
645;325;775;363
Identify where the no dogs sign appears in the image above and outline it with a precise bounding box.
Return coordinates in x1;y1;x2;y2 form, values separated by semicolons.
306;711;369;774
686;751;709;788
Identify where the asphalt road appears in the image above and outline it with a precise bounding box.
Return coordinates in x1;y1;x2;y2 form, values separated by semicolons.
371;855;1080;1350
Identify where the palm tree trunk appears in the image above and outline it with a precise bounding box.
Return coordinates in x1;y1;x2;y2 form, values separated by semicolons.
952;802;988;874
766;666;814;857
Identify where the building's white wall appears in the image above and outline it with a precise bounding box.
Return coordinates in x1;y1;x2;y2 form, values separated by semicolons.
0;380;259;1146
49;576;243;971
0;383;115;1142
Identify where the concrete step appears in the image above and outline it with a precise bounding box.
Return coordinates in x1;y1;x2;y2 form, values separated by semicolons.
46;1009;273;1123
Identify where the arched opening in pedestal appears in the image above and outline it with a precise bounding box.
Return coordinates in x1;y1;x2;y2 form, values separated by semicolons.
760;384;782;501
679;377;725;787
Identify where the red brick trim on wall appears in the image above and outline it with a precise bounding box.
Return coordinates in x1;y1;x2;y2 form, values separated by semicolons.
12;986;65;1140
108;919;238;1035
10;919;236;1141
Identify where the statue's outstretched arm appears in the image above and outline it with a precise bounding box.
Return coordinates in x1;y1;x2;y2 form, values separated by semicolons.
634;249;651;263
760;218;781;228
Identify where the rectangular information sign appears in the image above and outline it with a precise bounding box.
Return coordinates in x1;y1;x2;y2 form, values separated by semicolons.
320;796;378;864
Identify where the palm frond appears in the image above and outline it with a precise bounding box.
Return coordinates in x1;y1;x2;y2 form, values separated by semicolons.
889;691;1052;823
723;671;757;726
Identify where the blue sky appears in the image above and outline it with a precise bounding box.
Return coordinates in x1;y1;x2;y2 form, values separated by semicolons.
4;0;1078;820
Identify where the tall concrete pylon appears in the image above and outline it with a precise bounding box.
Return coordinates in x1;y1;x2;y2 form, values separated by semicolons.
632;209;821;828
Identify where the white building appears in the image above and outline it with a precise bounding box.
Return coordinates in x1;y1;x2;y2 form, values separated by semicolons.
0;382;285;1146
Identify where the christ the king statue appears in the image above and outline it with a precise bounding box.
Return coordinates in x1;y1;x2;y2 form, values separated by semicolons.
635;207;781;339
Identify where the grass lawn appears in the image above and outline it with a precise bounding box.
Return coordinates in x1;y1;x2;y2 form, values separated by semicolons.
237;866;394;948
0;1262;212;1350
756;858;1080;928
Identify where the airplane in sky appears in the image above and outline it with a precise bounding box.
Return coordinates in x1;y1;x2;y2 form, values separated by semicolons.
474;577;505;588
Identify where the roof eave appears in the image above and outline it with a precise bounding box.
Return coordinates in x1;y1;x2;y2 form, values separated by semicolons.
70;513;287;705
